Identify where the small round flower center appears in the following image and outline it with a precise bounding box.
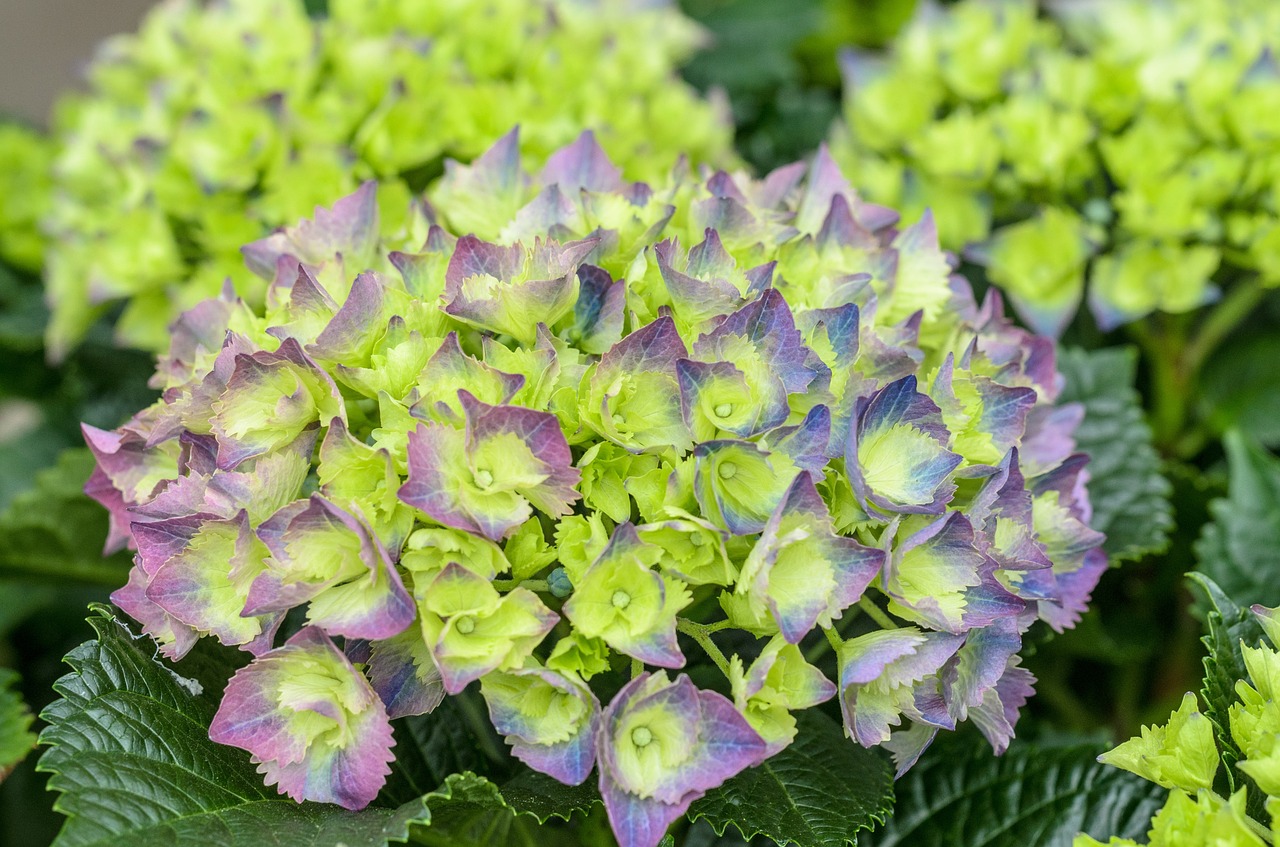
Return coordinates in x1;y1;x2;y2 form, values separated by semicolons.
474;469;494;488
631;726;653;748
689;533;706;547
718;461;738;480
713;402;733;418
611;413;625;425
455;615;476;635
611;590;632;609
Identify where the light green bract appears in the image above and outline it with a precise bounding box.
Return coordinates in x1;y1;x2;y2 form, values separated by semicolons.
84;133;1104;847
43;0;735;356
831;0;1280;335
1082;603;1280;846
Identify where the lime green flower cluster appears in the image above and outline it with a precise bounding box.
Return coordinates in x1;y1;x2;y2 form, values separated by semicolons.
830;0;1280;336
43;0;734;357
1079;604;1280;846
0;122;53;273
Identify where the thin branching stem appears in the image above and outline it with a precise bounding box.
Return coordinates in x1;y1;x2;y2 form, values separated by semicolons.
676;617;732;678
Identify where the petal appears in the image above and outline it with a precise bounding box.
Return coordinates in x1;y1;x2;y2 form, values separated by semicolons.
111;564;200;661
367;624;445;720
539;130;625;193
846;375;961;515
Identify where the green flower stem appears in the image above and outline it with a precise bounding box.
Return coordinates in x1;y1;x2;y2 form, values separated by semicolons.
1184;276;1267;376
806;606;862;663
676;617;732;678
1129;316;1190;454
491;578;549;593
857;596;898;631
1131;276;1268;457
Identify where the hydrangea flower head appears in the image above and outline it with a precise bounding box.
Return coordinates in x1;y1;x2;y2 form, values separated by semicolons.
88;131;1105;847
43;0;736;356
831;0;1280;333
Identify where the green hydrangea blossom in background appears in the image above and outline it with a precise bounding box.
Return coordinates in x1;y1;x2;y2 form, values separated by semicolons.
0;122;53;273
830;0;1280;337
43;0;736;356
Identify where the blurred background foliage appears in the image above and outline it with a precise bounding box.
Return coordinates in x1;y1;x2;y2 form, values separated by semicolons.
679;0;922;174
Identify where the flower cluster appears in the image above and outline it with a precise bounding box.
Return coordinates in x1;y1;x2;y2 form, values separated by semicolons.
1079;604;1280;846
85;131;1104;847
829;0;1280;336
43;0;734;356
0;122;52;273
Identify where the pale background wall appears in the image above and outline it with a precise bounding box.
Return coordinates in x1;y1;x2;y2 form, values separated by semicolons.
0;0;156;126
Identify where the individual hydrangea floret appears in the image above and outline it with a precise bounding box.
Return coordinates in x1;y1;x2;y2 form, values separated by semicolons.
210;626;395;810
86;131;1105;847
1097;692;1220;793
481;665;601;786
597;672;768;847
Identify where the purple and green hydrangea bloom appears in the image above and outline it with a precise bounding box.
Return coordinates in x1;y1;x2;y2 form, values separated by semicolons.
481;665;601;786
598;673;769;847
563;524;691;669
83;131;1107;846
210;627;396;810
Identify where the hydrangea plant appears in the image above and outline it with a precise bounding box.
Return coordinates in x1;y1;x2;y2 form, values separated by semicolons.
830;0;1280;339
84;131;1105;847
43;0;735;357
1078;603;1280;846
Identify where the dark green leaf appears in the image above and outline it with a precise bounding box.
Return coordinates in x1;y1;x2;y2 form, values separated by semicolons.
688;709;894;847
0;448;131;586
1185;572;1265;814
1195;431;1280;608
861;735;1167;847
405;772;541;847
679;0;838;172
0;667;36;780
38;605;434;847
377;697;492;806
500;768;601;823
1055;347;1173;563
